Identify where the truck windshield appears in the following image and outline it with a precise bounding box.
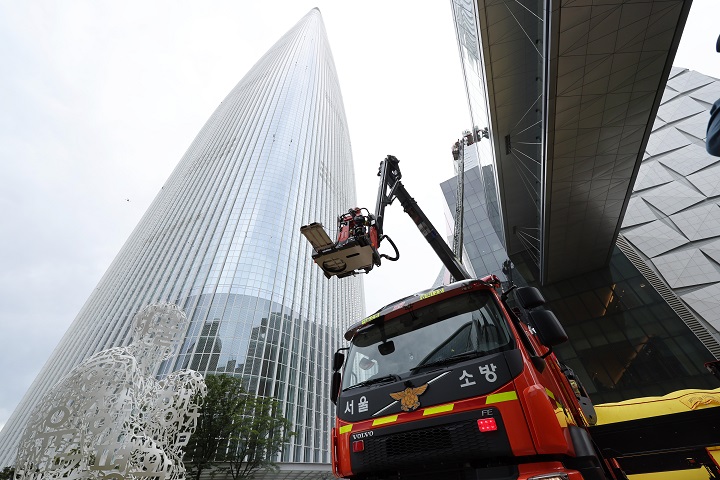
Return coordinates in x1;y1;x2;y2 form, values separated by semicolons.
342;291;513;390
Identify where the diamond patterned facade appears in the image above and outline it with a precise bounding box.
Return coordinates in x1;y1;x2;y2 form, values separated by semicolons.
0;9;363;467
642;181;706;215
683;283;720;333
621;68;720;349
623;219;689;258
658;143;716;176
634;161;674;192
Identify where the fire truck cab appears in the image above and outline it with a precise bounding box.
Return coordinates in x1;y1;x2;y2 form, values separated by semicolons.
330;277;610;480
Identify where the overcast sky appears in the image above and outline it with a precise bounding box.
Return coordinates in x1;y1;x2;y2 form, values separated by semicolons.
0;1;718;431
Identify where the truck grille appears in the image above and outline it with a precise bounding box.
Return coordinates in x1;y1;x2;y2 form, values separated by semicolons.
350;414;512;475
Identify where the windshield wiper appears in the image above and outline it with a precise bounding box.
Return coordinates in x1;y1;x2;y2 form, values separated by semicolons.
411;351;483;373
344;374;400;391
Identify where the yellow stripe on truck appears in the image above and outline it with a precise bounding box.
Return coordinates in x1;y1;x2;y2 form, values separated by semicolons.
372;415;398;426
545;388;562;408
423;404;454;416
486;391;518;404
347;393;517;432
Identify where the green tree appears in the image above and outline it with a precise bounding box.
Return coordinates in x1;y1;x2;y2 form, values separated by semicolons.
0;466;15;480
185;374;246;480
184;374;294;480
223;394;294;480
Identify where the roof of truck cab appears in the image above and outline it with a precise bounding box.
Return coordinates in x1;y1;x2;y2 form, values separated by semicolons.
344;278;495;341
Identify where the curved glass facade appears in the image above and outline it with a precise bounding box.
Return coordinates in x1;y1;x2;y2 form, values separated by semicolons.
0;8;363;466
450;0;505;248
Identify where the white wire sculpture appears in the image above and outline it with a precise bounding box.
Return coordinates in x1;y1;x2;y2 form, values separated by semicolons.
15;303;207;480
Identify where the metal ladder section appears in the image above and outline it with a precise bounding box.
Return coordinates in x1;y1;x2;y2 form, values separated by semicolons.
616;234;720;360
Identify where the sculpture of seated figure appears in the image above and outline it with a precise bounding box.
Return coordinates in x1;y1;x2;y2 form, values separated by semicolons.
15;303;207;480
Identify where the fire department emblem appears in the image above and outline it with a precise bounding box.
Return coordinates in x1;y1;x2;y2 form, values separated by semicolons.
390;384;428;412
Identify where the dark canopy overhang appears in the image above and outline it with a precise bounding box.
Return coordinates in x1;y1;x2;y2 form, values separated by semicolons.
473;0;692;283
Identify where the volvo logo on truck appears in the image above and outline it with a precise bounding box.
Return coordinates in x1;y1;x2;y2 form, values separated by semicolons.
352;431;374;440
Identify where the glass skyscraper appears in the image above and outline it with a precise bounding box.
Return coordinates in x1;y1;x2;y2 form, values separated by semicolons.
0;8;363;467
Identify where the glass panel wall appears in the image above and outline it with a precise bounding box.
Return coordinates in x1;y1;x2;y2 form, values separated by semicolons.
533;248;716;402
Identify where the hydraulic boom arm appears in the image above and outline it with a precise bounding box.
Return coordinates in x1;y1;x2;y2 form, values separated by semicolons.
300;155;471;281
374;155;471;281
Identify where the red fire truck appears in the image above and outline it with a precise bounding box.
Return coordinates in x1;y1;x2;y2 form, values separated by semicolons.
302;155;617;479
329;276;614;480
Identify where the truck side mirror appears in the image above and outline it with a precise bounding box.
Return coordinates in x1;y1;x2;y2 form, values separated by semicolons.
333;351;345;372
331;371;341;404
515;287;546;309
528;310;568;347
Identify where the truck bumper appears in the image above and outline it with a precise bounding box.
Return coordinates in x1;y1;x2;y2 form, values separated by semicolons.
334;462;583;479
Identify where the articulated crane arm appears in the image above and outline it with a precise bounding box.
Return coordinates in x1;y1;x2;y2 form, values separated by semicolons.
300;155;471;281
